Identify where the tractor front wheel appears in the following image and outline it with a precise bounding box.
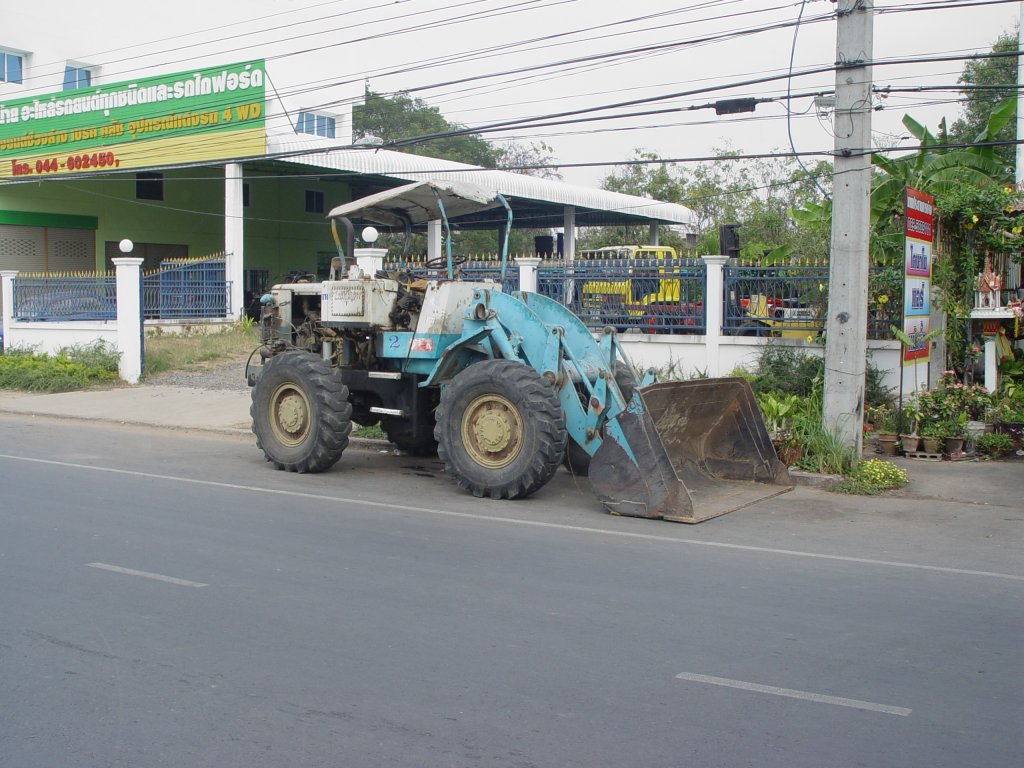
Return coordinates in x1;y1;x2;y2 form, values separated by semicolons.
251;351;352;473
435;360;567;499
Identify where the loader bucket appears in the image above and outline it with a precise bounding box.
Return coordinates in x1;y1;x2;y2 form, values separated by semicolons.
589;378;792;524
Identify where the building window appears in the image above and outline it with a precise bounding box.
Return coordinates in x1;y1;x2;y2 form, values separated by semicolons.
136;172;164;201
0;50;23;84
63;65;92;90
296;111;335;139
305;190;324;214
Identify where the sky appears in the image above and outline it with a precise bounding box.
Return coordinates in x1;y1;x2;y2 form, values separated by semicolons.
6;0;1021;188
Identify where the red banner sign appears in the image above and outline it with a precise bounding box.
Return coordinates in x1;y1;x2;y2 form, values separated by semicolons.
905;187;934;243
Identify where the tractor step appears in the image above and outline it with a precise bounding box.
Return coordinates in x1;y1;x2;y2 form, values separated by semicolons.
370;406;406;417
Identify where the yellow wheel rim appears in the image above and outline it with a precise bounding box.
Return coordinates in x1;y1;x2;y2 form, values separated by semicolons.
461;393;523;469
269;383;312;447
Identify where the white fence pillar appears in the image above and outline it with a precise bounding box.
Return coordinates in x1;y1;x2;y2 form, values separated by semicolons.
113;257;144;384
701;255;728;377
516;257;541;293
427;220;442;263
225;163;245;320
1;270;16;351
354;247;387;277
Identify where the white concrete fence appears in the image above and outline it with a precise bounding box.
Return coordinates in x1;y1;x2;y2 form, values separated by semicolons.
2;254;916;396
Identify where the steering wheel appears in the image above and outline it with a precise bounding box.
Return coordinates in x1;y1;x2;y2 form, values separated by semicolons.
423;255;467;270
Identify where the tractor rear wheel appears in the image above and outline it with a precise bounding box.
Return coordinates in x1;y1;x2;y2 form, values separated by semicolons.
562;441;592;476
251;351;352;473
435;359;567;499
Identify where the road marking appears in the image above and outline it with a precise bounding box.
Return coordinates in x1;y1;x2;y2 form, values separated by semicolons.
86;562;208;588
3;453;1022;583
675;673;912;717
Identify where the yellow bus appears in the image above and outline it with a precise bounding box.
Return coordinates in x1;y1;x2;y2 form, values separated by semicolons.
576;245;679;327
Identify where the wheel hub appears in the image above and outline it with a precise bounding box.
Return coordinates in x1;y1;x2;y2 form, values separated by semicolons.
270;384;311;447
462;394;522;469
474;410;512;453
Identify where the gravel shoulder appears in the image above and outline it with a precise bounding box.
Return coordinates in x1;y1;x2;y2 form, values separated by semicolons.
142;353;252;391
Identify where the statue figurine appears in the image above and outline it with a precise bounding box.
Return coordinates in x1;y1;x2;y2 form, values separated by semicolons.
975;256;1002;308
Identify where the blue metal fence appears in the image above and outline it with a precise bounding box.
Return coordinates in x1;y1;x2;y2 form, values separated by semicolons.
12;275;118;321
386;256;708;333
11;258;230;322
722;261;898;339
384;257;521;293
563;257;707;334
723;262;828;338
142;257;230;320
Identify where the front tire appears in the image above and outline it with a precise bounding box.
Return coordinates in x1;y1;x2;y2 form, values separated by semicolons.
251;351;352;473
435;359;567;499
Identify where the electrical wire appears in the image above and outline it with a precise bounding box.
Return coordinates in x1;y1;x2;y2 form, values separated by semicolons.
787;0;831;200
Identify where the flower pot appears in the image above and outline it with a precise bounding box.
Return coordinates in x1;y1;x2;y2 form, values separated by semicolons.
964;421;986;454
900;434;920;453
922;436;941;454
877;433;899;456
944;436;965;456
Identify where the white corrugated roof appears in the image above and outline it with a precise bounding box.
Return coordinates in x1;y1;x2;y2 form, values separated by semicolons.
267;135;696;228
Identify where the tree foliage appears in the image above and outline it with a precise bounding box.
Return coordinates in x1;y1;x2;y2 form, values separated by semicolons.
869;98;1016;264
351;91;562;256
588;148;831;260
352;89;502;167
947;29;1018;167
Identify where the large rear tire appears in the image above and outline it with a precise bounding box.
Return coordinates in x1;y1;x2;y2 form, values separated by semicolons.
562;440;592;476
435;359;567;499
251;351;352;473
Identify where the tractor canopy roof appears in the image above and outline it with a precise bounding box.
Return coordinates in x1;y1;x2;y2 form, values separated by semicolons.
326;180;504;229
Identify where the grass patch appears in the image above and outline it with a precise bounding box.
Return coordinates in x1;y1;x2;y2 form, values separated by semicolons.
352;423;386;440
791;420;859;476
143;324;259;376
0;341;120;392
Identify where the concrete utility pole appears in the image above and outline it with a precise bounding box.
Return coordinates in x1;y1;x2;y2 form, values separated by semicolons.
823;0;874;453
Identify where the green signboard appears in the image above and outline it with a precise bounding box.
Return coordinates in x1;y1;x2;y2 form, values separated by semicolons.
0;60;266;181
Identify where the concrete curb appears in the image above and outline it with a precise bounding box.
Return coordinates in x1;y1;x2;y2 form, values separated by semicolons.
788;469;842;489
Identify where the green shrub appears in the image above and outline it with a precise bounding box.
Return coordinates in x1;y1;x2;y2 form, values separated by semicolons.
0;343;119;392
791;418;858;475
751;344;823;398
977;432;1013;457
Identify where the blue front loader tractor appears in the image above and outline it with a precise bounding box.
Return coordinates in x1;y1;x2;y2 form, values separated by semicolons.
247;181;790;523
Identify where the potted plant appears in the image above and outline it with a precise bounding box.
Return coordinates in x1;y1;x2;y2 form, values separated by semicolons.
916;372;993;455
898;402;920;453
976;432;1013;458
994;397;1024;450
758;392;803;465
939;417;966;457
871;405;900;456
919;420;943;454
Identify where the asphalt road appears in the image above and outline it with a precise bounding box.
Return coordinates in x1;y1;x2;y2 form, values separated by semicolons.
1;415;1021;768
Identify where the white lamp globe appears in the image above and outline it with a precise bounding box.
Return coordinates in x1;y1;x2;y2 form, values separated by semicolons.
361;226;379;244
118;239;134;254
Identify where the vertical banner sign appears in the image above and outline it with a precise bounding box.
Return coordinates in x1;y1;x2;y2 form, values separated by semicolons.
0;60;266;180
903;187;934;366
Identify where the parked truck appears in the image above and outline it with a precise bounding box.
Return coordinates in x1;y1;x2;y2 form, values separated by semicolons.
246;181;791;523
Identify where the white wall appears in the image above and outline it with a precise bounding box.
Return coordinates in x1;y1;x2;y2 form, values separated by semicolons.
617;333;905;395
4;322;118;356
